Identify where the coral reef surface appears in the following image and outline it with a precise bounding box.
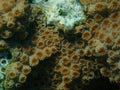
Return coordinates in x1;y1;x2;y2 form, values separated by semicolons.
0;0;120;90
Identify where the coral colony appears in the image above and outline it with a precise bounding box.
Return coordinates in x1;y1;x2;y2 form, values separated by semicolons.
0;0;119;90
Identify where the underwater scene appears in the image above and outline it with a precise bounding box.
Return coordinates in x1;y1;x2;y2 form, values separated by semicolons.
0;0;120;90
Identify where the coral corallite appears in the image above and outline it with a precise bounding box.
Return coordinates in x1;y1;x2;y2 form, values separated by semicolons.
19;74;27;83
22;65;31;75
34;49;45;60
29;55;39;67
9;70;17;79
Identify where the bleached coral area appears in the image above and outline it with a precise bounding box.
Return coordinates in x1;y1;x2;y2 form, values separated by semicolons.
33;0;86;29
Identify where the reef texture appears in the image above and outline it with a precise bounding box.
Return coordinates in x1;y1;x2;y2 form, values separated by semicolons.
0;0;120;90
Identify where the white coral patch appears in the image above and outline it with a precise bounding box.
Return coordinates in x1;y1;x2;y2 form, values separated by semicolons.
33;0;86;29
